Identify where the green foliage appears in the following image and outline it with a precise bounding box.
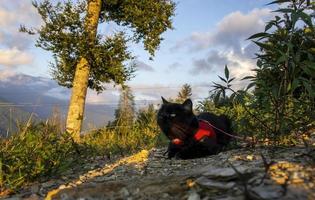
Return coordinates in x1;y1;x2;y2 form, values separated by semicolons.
249;0;315;137
0;103;166;191
102;0;176;56
108;86;136;135
21;0;175;92
84;104;166;156
204;0;315;143
0;123;80;191
176;83;192;103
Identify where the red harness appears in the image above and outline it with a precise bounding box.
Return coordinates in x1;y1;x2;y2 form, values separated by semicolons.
172;120;217;145
194;120;216;141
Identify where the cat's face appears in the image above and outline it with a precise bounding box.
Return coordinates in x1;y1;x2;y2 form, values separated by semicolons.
157;97;197;141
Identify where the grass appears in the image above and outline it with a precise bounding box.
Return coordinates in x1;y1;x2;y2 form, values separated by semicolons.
0;120;167;194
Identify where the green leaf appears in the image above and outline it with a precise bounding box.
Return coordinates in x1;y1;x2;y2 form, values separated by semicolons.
218;75;227;83
291;79;300;92
242;76;255;80
247;32;270;40
273;8;294;13
214;91;221;104
301;65;314;76
302;81;314;97
291;12;299;28
224;65;229;80
299;11;313;27
230;92;236;101
253;41;273;50
275;54;288;65
275;16;281;21
246;82;256;91
265;22;274;32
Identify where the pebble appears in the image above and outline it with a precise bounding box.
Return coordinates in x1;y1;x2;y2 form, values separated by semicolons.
187;191;200;200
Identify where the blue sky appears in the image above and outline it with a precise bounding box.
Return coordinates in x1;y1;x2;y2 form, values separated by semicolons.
0;0;276;104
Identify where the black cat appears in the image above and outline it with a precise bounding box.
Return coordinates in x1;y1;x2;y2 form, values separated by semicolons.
157;97;233;159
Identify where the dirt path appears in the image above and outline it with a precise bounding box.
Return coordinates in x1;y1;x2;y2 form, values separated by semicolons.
43;145;315;200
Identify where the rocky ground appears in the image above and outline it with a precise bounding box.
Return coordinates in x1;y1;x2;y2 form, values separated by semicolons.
3;134;315;200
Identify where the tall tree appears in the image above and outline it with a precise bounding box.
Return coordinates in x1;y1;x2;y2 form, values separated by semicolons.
176;83;192;103
112;86;135;135
22;0;175;141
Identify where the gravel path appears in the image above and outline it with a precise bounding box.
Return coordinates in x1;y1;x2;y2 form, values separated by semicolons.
4;137;315;200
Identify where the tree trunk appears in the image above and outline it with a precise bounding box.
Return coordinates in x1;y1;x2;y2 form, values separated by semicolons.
66;0;102;141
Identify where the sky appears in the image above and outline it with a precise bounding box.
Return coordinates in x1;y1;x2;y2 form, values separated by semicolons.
0;0;276;106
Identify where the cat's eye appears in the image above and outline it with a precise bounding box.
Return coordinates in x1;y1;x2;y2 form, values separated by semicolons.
170;113;176;118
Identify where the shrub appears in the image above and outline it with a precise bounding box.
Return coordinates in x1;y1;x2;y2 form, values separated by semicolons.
0;123;80;191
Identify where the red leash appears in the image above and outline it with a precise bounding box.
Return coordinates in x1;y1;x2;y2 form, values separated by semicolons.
199;119;252;143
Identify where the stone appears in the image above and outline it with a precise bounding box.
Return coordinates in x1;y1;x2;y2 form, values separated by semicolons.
200;167;242;181
93;175;116;182
196;176;235;190
30;184;40;194
41;180;56;188
24;194;40;200
249;184;283;199
187;191;200;200
120;187;130;197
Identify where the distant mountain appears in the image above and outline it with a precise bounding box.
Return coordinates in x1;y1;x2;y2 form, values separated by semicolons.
0;73;115;133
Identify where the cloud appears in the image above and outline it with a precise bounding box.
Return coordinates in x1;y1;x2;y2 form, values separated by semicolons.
170;8;273;81
0;69;16;81
192;59;213;74
0;47;33;67
0;1;40;50
191;50;239;74
172;8;272;52
133;60;155;72
0;1;41;73
192;48;256;78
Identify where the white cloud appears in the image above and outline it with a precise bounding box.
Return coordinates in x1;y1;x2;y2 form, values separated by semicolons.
0;9;16;27
172;8;272;52
225;51;256;79
0;1;40;49
0;0;40;30
0;1;41;71
0;69;16;82
170;8;274;83
0;47;33;67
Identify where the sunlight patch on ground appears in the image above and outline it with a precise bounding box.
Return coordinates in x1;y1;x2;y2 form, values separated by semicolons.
45;150;149;200
269;161;315;189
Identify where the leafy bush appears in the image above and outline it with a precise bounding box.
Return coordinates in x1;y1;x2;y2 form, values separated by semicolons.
248;0;315;138
199;0;315;144
83;104;167;156
0;123;80;191
0;104;167;193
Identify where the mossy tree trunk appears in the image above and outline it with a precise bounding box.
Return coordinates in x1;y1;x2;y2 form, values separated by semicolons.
66;0;102;141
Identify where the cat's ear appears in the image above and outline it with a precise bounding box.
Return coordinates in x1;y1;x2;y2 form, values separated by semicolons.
182;99;193;112
161;96;169;104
